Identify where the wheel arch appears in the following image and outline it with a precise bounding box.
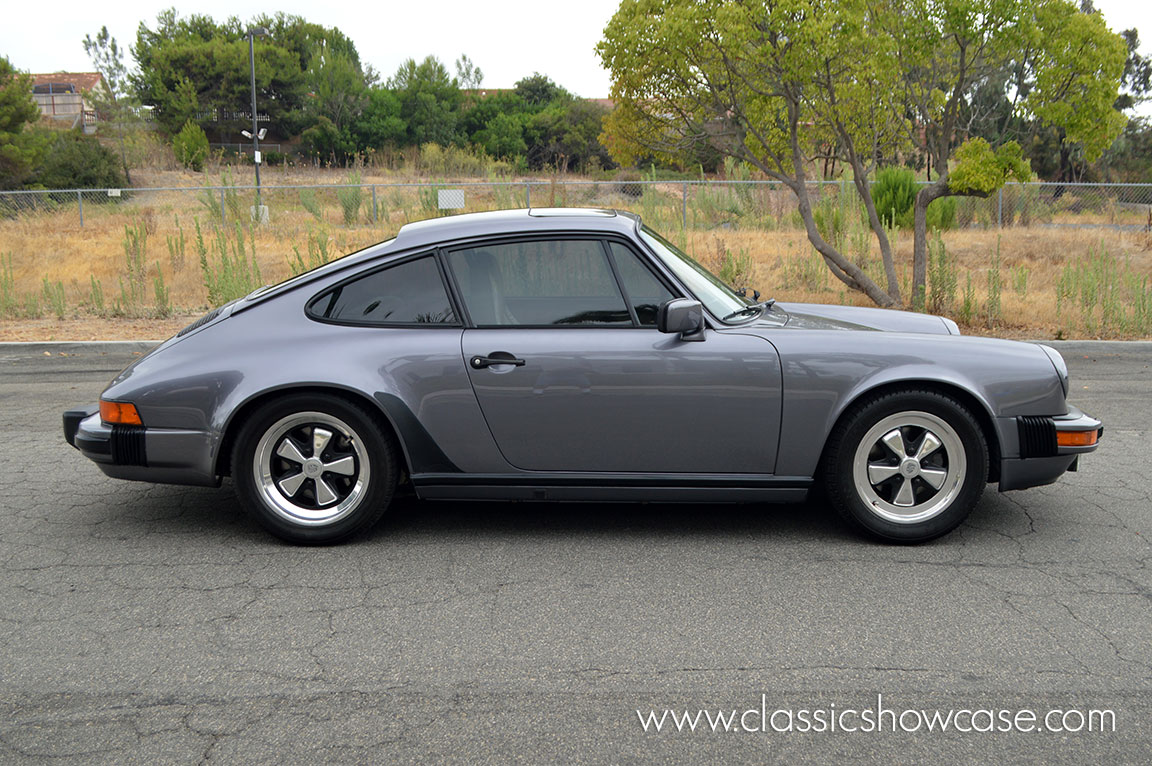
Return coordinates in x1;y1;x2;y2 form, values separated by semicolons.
214;384;414;479
821;379;1002;483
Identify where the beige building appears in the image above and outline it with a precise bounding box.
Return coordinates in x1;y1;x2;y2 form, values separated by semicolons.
30;72;107;134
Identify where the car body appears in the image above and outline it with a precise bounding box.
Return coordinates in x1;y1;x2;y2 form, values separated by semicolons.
63;208;1102;543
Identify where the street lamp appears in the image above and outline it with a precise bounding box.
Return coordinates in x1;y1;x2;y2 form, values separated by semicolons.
246;26;269;221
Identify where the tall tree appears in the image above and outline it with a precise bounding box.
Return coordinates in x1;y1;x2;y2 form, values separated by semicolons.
455;55;483;90
898;0;1127;307
389;56;461;146
0;57;48;190
1115;28;1152;111
599;0;905;306
83;26;136;184
599;0;1128;310
132;10;356;137
305;48;368;151
514;73;563;108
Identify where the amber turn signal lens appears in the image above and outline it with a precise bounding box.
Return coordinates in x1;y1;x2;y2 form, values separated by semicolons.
1056;429;1097;447
100;400;143;426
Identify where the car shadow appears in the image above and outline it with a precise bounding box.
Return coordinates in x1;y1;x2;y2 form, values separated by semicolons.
364;494;855;543
92;479;860;544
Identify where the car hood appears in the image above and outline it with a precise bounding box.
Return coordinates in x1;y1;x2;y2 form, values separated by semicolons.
762;302;957;335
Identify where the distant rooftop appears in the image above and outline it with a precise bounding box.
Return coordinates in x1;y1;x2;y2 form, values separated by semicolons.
29;72;105;93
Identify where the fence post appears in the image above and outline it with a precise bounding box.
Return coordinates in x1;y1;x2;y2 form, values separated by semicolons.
997;187;1003;229
682;182;688;230
525;182;531;208
77;191;83;228
219;188;226;226
371;185;378;223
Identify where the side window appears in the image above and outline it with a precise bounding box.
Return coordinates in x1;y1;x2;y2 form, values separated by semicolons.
608;242;676;326
309;256;457;325
448;240;631;326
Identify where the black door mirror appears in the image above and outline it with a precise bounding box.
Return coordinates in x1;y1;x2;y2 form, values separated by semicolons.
656;298;705;341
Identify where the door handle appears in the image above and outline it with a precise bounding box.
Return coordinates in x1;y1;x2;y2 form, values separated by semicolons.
470;354;526;369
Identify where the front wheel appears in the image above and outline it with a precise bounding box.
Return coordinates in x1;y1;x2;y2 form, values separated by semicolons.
822;390;989;543
232;393;398;544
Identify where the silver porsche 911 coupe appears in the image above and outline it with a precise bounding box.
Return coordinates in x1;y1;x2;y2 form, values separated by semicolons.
63;208;1101;544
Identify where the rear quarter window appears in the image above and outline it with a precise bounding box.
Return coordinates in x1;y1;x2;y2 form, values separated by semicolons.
308;256;457;325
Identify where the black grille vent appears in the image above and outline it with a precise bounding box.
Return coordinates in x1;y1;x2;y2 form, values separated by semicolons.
1017;416;1057;458
177;307;221;337
111;425;147;466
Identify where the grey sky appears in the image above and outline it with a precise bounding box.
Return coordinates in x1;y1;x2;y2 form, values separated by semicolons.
1;0;1148;113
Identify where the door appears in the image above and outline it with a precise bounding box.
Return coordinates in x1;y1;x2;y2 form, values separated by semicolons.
447;238;782;474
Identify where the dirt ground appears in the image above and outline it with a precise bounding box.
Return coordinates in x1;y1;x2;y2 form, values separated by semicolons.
0;316;192;342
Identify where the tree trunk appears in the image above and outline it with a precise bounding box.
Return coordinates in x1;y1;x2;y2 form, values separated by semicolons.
913;177;989;312
784;112;896;308
849;160;901;305
912;178;951;311
794;182;897;308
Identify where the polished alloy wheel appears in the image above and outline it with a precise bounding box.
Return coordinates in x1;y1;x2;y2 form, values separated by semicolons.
851;410;966;524
253;411;370;526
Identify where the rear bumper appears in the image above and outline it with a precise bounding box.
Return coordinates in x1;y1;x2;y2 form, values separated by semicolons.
999;405;1102;491
63;405;220;487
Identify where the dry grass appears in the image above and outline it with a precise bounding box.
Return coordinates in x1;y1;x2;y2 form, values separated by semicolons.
1;178;1150;340
689;226;1152;339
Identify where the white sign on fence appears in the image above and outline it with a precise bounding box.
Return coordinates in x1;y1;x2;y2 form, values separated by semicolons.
438;189;465;210
107;189;121;197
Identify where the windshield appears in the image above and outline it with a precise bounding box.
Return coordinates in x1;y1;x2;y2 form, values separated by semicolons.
638;226;753;323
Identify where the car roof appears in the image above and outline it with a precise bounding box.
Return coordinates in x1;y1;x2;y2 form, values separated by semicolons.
390;207;640;252
237;208;643;309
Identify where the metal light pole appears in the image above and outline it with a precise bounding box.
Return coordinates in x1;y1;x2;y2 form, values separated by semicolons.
246;27;268;218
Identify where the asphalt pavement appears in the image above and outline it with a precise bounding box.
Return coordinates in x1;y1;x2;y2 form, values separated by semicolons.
1;341;1149;764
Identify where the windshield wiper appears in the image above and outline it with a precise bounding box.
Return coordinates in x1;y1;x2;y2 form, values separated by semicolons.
722;298;776;322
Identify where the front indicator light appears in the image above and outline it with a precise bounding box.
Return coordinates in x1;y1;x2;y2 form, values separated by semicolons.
100;400;143;426
1057;429;1098;447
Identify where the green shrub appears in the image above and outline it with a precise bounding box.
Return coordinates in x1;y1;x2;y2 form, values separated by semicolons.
871;166;956;231
173;121;209;172
299;188;324;221
34;131;125;189
0;254;17;318
116;222;148;316
927;232;957;314
153;262;171;318
87;275;105;317
337;172;363;225
288;228;334;276
41;277;65;319
812;193;846;250
196;219;263;305
873;167;917;228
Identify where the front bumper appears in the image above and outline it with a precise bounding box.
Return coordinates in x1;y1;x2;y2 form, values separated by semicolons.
63;405;221;487
999;405;1102;491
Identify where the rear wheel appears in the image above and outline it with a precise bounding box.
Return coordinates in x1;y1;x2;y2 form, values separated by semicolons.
823;390;988;542
232;393;398;544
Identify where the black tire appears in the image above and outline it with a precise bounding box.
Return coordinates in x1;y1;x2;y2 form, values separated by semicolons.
232;392;398;544
822;389;988;543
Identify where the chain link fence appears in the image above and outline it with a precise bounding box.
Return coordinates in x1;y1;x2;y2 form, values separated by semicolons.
1;180;1149;236
2;178;1150;336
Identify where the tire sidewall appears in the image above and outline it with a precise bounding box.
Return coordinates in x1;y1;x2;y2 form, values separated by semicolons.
233;393;396;544
827;391;988;542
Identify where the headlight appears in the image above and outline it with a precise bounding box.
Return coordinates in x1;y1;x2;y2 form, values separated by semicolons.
1038;344;1069;397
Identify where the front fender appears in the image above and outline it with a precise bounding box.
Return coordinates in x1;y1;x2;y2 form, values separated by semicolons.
763;331;1064;477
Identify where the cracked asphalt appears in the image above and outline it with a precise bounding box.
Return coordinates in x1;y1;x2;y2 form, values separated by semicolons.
1;341;1149;764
